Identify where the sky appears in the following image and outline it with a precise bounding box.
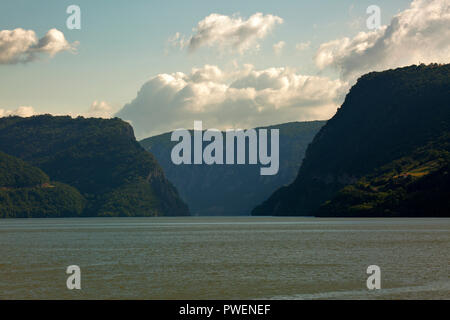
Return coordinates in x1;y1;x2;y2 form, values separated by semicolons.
0;0;448;138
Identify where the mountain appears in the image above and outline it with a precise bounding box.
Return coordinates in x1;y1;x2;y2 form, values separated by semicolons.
317;133;450;217
140;121;325;215
0;151;85;218
0;115;189;217
252;63;450;216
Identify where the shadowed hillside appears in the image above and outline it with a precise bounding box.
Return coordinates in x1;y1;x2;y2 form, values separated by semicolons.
141;121;325;215
0;115;189;217
0;151;85;217
253;63;450;217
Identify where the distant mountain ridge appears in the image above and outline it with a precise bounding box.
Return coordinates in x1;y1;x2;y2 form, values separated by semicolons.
140;121;325;215
0;115;189;217
252;64;450;217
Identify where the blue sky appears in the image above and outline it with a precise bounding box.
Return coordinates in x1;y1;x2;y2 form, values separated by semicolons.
0;1;412;115
3;0;448;138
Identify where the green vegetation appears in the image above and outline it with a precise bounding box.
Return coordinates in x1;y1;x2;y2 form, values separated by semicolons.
140;121;325;215
0;116;189;217
0;152;85;218
0;151;48;187
253;63;450;217
317;134;450;216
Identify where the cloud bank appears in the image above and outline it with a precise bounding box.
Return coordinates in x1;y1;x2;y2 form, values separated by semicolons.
86;100;114;118
315;0;450;80
116;65;347;138
0;106;34;117
117;1;450;140
0;28;77;64
171;13;283;54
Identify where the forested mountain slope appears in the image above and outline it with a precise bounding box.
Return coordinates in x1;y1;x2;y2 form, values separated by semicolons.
0;116;189;217
253;64;450;217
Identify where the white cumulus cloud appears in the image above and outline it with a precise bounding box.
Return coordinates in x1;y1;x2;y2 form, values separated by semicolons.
315;0;450;80
172;13;283;54
0;106;35;117
86;100;114;118
0;28;77;64
116;65;348;138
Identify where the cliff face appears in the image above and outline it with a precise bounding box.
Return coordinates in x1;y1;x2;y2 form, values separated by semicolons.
0;115;189;217
141;121;325;215
252;64;450;216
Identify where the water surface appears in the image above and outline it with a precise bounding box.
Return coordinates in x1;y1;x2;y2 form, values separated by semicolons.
0;217;448;299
